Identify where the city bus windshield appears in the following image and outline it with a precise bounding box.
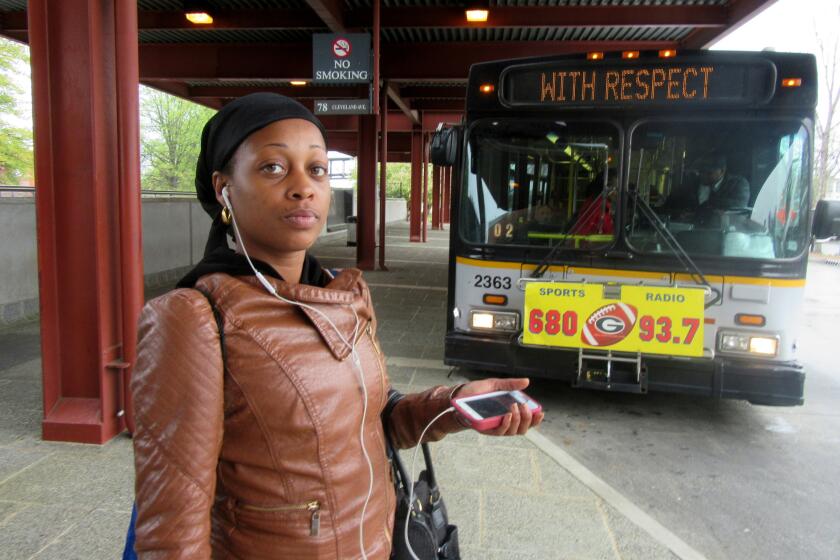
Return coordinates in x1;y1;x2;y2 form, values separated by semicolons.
627;120;810;260
460;119;619;249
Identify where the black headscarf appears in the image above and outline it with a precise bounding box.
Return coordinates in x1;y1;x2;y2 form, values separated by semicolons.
177;93;330;289
195;93;328;256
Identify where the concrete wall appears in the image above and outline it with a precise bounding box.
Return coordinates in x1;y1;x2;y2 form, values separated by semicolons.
383;198;408;224
351;196;408;225
0;197;212;326
141;200;210;288
0;195;406;326
0;199;39;324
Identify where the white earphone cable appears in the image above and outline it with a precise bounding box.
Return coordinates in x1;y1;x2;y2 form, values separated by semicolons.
403;407;456;560
222;187;373;560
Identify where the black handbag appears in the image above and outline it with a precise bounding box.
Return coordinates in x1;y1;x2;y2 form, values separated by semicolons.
384;424;460;560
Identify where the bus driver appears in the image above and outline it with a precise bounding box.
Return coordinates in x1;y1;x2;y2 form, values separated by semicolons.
665;152;750;212
695;152;751;210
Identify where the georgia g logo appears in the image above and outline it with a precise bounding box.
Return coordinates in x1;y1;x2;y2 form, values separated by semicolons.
581;302;638;347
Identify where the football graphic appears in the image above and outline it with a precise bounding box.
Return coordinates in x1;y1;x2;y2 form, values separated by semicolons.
581;302;638;347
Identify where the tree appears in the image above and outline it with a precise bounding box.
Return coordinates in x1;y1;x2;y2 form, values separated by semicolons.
0;38;33;185
814;7;840;202
357;161;415;199
140;87;215;191
380;162;413;199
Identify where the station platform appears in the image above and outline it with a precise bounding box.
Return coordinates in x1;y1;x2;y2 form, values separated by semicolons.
0;222;676;559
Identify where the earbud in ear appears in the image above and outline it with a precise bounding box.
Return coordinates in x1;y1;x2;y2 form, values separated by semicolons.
221;185;231;207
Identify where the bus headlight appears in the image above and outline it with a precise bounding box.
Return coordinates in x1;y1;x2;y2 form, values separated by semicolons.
749;337;778;356
718;332;779;357
470;310;519;332
720;333;749;352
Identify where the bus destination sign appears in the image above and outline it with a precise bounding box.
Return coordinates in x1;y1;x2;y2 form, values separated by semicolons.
501;60;775;107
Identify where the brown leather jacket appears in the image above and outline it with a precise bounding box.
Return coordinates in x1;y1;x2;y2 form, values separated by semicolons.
131;270;463;559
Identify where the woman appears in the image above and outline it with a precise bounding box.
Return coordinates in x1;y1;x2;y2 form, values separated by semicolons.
131;93;543;559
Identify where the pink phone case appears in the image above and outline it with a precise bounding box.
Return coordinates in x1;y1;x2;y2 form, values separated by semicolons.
451;391;542;431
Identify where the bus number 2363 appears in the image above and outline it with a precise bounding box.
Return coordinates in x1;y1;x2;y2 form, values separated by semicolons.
473;275;512;289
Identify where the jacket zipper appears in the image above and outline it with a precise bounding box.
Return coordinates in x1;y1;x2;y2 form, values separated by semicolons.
239;500;321;536
367;323;394;546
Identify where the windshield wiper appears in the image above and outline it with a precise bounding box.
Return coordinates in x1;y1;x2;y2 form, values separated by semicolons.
627;191;722;308
531;239;568;279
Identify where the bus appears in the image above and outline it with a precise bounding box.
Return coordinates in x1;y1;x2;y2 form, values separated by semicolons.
433;50;817;406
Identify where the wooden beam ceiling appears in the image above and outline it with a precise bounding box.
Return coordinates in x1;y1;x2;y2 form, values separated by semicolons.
140;9;323;30
187;85;371;100
0;5;728;34
399;85;467;99
347;6;728;29
386;84;420;126
138;40;678;82
304;0;346;33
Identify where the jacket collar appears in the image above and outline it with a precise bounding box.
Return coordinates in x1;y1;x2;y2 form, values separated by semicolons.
200;269;371;361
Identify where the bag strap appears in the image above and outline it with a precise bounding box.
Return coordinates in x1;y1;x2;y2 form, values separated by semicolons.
382;391;438;492
421;444;438;491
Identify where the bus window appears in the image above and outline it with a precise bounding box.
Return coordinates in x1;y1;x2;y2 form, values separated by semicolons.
461;119;619;249
626;120;810;260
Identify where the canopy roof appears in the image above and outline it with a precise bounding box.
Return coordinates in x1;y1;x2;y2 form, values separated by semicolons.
0;0;775;155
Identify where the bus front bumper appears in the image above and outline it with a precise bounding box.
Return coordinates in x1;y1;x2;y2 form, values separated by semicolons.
444;332;805;406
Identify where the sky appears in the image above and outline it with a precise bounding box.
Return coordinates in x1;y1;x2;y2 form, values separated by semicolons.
711;0;838;55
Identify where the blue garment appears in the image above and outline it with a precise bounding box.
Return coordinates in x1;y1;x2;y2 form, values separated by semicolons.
122;503;138;560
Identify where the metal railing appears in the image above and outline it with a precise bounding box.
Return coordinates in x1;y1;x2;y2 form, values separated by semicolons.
0;186;34;197
139;189;195;199
0;186;196;199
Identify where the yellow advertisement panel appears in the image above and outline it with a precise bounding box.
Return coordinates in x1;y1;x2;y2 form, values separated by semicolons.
523;282;705;357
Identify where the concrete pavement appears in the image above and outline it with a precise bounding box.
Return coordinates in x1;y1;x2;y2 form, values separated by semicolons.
0;222;680;559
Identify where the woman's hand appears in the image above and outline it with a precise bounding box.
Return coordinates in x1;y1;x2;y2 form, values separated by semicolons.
453;378;544;436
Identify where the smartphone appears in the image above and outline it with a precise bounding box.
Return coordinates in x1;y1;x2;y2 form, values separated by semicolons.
451;390;542;431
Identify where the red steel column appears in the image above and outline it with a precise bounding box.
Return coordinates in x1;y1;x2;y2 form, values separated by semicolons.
443;166;452;224
115;0;144;435
356;115;377;269
29;0;143;443
431;165;442;230
372;0;380;116
421;132;429;242
409;128;423;242
378;87;388;270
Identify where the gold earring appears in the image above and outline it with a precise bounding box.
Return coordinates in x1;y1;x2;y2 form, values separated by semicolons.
221;207;232;225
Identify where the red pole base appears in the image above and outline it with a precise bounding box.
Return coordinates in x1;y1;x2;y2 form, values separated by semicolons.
42;398;122;444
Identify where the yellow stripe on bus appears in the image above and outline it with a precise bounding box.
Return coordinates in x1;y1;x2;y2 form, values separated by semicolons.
455;257;806;287
673;273;806;287
455;256;531;270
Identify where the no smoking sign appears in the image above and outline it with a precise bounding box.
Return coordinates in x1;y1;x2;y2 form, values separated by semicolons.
313;33;371;84
332;37;351;58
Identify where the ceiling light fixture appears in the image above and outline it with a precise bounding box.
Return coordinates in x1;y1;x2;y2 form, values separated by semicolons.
184;1;214;25
465;1;489;23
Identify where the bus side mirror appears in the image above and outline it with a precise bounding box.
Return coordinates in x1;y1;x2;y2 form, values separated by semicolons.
812;199;840;239
430;124;460;167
